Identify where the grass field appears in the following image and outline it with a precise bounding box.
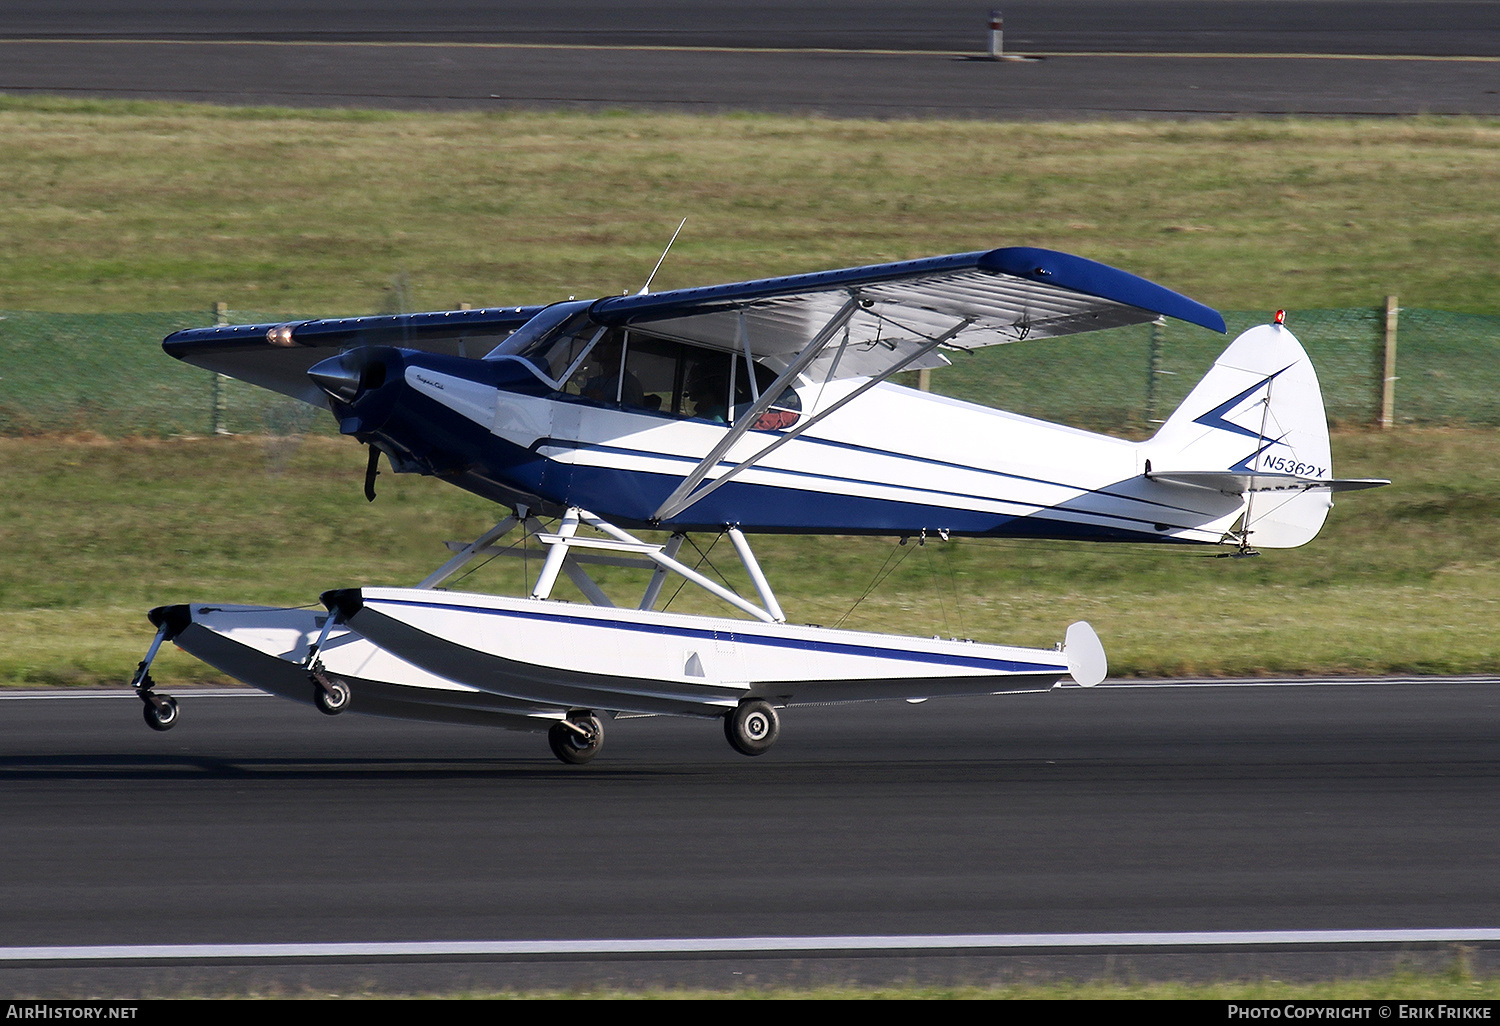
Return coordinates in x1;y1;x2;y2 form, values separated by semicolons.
0;95;1497;316
1;427;1494;687
1;97;1496;683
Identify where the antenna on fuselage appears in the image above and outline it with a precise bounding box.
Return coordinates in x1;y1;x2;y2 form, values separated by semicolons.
638;218;687;295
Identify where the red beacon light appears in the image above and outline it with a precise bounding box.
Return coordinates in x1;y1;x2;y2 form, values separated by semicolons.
1274;310;1286;325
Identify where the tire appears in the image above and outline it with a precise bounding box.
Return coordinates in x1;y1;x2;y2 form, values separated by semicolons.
143;695;179;732
725;699;779;756
314;679;351;715
548;715;603;765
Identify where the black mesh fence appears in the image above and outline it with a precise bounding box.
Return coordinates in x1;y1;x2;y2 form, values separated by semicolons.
0;305;1494;437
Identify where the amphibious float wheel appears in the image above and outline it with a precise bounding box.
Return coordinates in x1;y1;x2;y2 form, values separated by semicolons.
313;678;351;715
548;714;604;765
142;695;179;732
724;699;779;757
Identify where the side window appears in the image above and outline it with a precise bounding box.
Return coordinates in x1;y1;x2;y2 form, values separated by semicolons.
584;334;775;427
680;349;732;424
621;335;677;414
733;362;802;430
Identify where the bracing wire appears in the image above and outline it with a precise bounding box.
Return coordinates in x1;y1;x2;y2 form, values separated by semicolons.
659;531;734;612
835;536;918;629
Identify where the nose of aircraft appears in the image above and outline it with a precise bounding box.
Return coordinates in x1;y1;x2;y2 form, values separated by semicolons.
308;348;388;404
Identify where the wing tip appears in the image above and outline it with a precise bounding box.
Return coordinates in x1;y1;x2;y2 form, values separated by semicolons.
980;247;1226;334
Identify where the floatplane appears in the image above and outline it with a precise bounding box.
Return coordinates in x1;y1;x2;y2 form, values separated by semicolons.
129;246;1384;763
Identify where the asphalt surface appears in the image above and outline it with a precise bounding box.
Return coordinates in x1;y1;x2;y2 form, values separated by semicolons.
1;2;1497;117
2;681;1499;992
6;2;1500;55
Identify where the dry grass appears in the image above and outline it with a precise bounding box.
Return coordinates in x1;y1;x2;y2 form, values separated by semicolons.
0;96;1496;314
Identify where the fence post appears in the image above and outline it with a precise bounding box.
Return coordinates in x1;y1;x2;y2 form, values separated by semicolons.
1381;295;1398;430
1145;316;1166;426
212;301;230;435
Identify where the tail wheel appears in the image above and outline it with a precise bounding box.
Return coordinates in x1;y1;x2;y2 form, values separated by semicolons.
142;695;179;732
725;699;779;756
548;714;604;765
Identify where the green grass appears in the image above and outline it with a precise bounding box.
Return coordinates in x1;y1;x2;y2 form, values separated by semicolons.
2;427;1494;687
80;964;1500;999
3;96;1497;684
438;973;1500;999
0;95;1497;315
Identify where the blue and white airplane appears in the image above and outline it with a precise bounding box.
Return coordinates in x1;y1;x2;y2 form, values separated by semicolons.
131;247;1384;763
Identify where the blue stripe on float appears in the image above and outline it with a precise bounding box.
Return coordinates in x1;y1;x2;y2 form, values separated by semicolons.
368;597;1065;674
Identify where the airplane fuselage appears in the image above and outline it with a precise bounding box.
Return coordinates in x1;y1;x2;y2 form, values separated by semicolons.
322;345;1243;544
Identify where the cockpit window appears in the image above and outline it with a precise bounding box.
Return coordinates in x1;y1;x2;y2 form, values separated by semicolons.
483;300;593;367
542;325;800;430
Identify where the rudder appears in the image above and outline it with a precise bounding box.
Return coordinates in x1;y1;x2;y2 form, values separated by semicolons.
1143;323;1336;548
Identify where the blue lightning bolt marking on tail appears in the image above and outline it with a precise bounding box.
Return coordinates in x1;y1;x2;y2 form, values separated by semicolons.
1193;364;1296;440
1230;436;1289;474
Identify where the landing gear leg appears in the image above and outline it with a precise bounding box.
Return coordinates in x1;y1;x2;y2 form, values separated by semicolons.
132;619;179;732
724;699;779;756
548;711;604;765
304;611;351;715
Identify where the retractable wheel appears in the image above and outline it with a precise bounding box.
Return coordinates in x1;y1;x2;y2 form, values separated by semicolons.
724;699;779;756
313;678;351;715
142;695;179;732
548;714;604;765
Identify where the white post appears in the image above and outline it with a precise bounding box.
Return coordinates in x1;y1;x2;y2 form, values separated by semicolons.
531;509;580;600
988;9;1004;59
639;534;686;610
1382;295;1399;430
213;301;230;435
727;527;786;623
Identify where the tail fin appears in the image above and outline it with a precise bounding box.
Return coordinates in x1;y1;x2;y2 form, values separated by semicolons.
1143;323;1383;549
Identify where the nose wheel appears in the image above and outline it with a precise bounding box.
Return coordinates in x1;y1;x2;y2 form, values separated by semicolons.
725;699;779;756
548;712;604;765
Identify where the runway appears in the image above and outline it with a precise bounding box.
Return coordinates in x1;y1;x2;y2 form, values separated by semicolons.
2;680;1498;992
1;2;1497;117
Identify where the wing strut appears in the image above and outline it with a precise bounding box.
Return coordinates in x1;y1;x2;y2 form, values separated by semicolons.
651;293;864;522
655;315;974;523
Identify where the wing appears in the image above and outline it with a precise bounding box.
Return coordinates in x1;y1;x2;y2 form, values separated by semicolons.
162;306;544;407
583;246;1226;381
161;247;1221;404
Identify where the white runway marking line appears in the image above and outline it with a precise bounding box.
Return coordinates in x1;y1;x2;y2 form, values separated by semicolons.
5;929;1500;962
1084;675;1500;689
7;39;1500;62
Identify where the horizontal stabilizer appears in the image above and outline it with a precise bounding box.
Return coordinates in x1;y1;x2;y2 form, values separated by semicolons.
1147;470;1390;495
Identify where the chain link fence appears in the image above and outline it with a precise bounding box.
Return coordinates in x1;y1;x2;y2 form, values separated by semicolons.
1;305;1496;438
